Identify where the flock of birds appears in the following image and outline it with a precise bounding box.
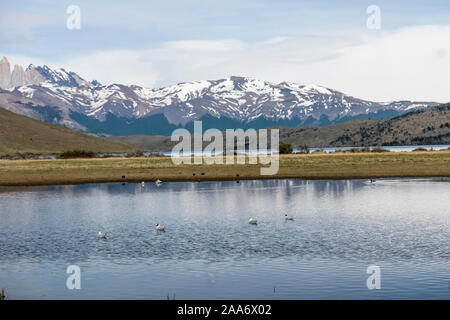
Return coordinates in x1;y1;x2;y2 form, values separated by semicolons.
98;214;294;239
140;179;162;188
99;177;379;239
99;179;164;239
248;214;293;225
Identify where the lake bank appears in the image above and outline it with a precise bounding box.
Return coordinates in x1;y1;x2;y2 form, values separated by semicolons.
1;151;449;186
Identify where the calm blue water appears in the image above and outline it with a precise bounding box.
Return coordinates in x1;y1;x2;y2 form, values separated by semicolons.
0;178;449;299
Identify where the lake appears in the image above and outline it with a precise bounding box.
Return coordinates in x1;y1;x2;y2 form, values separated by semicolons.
161;144;450;156
0;178;449;299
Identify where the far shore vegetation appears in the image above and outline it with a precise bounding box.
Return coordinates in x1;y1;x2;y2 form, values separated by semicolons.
2;144;449;160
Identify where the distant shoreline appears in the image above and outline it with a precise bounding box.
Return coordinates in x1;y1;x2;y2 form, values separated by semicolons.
1;144;449;160
0;151;449;187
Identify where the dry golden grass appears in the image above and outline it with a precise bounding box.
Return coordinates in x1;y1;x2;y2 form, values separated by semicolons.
0;151;449;186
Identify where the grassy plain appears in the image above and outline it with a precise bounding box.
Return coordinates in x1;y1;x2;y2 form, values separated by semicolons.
0;151;449;186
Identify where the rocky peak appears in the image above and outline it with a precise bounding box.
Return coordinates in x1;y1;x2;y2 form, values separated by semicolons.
11;64;26;87
34;65;89;87
0;56;11;89
0;56;88;89
0;57;47;89
25;64;45;86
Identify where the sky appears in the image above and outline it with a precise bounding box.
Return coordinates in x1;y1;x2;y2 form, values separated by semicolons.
1;0;450;102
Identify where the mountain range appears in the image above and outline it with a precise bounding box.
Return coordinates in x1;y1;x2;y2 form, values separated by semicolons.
109;104;450;150
0;56;440;136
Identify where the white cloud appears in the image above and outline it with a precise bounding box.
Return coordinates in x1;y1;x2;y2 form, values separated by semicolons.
7;24;450;102
310;25;450;102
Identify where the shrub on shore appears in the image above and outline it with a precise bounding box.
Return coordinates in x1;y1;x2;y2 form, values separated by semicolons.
147;152;166;157
297;144;310;154
343;147;368;153
1;152;41;160
279;142;293;154
412;147;428;152
125;150;145;157
371;147;390;153
59;150;96;159
334;146;390;153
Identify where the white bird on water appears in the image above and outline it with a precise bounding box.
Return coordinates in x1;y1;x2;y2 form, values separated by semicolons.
249;217;257;225
141;181;145;187
285;214;294;221
155;179;162;186
98;231;107;239
156;224;166;231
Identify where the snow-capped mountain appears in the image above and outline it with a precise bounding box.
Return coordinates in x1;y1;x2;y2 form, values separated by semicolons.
0;57;439;135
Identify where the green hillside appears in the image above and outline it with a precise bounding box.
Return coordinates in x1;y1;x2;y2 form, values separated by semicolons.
0;106;138;155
